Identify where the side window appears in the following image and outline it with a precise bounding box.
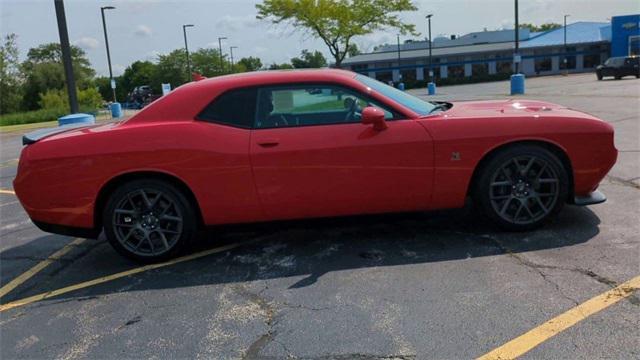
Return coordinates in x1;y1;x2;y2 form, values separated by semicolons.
197;88;257;128
255;85;395;129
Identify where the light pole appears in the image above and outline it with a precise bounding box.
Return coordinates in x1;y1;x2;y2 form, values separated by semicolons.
229;46;238;73
514;0;520;74
182;24;194;82
100;6;116;102
426;14;433;83
563;14;570;75
396;34;402;84
55;0;78;113
218;37;227;73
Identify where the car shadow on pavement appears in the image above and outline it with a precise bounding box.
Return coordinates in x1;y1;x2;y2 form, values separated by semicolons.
0;205;600;304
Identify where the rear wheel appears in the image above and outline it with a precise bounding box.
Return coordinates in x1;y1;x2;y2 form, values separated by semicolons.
475;145;569;231
103;179;197;263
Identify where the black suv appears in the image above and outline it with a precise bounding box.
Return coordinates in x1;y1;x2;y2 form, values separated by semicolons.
596;56;639;80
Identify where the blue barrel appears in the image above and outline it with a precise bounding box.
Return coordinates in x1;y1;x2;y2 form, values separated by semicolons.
110;102;123;118
510;74;525;95
427;82;436;95
58;113;95;127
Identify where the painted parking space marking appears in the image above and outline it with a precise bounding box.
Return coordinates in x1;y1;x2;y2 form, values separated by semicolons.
0;238;86;299
0;242;242;312
0;159;18;168
0;189;16;195
0;200;19;208
477;275;640;360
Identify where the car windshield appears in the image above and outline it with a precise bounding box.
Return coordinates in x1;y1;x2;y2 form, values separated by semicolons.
356;74;437;116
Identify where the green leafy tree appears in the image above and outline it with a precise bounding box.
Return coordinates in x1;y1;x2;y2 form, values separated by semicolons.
192;48;229;76
520;23;562;32
39;87;103;112
256;0;418;67
21;43;96;110
347;43;361;57
121;61;155;91
0;33;23;114
291;49;328;68
268;62;294;70
151;49;189;92
237;56;263;72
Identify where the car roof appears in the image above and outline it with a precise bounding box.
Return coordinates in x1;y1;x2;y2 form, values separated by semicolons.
185;68;358;90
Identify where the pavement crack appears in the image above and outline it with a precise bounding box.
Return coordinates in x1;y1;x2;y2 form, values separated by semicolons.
478;234;640;306
304;354;416;359
235;284;278;360
605;175;640;190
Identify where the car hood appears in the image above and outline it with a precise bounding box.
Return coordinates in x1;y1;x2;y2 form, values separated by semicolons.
441;99;571;117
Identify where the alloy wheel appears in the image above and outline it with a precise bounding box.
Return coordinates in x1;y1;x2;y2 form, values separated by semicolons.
112;188;184;257
489;155;560;225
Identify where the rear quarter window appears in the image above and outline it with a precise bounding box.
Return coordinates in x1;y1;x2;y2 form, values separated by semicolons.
197;88;258;128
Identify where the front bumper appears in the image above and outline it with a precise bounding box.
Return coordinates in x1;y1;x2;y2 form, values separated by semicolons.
574;190;607;206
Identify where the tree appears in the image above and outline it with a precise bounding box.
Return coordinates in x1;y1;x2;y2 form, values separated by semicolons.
237;56;263;72
347;43;361;57
151;49;189;92
21;43;95;110
291;49;327;68
191;48;229;76
256;0;418;67
268;62;294;70
0;33;23;114
520;23;562;32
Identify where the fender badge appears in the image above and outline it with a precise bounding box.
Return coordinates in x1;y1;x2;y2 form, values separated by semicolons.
451;152;461;161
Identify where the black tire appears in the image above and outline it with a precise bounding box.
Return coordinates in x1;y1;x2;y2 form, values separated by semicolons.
103;179;197;263
597;74;603;81
474;144;569;231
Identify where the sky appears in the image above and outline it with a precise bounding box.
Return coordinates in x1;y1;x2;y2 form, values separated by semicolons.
1;0;639;77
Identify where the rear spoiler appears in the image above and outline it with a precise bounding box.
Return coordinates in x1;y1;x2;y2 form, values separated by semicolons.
22;124;89;146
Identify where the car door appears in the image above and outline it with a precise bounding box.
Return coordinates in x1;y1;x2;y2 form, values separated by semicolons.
249;84;434;221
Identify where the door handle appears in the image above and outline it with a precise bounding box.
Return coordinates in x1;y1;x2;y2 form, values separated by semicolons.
257;138;280;147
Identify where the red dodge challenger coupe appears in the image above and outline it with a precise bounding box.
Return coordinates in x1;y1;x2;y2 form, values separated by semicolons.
14;69;617;262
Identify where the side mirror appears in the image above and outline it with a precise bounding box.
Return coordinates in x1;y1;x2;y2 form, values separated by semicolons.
361;107;388;131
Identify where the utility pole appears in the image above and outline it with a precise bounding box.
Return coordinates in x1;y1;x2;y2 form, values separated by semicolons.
564;14;570;75
514;0;520;74
230;46;238;73
218;37;227;73
426;14;433;83
182;24;194;82
54;0;78;113
100;6;116;102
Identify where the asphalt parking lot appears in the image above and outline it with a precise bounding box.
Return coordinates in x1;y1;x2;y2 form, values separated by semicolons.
1;73;638;359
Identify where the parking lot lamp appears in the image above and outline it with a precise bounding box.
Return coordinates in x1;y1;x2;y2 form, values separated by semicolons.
510;0;525;95
182;24;195;82
100;6;116;102
426;14;433;82
564;14;570;76
54;0;78;113
230;46;238;73
218;37;227;73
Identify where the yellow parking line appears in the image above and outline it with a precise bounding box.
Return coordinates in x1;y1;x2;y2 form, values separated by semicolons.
0;189;16;195
0;238;86;299
0;242;242;312
477;275;640;360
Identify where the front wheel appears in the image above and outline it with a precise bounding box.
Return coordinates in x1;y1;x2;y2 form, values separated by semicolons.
474;145;569;231
103;179;198;263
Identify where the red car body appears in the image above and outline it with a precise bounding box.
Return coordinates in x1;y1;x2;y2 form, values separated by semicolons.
14;69;617;238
